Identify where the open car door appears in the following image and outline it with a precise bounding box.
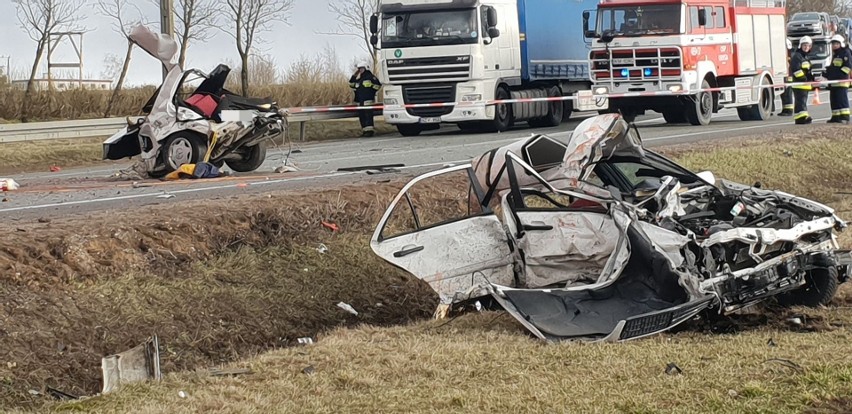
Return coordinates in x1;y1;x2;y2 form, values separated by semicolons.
370;165;516;306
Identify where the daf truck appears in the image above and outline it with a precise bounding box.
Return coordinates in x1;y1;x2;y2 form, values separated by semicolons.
369;0;606;136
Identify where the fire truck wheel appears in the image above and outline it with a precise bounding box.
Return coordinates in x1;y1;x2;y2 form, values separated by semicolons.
737;83;773;121
686;79;713;126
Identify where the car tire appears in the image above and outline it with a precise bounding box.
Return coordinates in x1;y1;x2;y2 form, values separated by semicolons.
158;131;209;176
778;266;840;307
225;140;268;172
686;79;713;126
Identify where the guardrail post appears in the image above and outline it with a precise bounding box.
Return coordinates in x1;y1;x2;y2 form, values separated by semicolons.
299;121;307;142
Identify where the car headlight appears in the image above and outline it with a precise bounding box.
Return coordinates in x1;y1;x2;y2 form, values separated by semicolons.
383;98;398;105
594;87;608;95
461;94;482;102
668;85;683;92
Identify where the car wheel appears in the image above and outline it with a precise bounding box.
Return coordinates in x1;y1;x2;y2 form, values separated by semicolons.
686;79;713;126
778;266;839;307
225;140;268;172
159;132;209;174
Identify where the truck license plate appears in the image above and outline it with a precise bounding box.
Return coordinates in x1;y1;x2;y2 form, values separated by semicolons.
419;117;441;124
612;58;634;65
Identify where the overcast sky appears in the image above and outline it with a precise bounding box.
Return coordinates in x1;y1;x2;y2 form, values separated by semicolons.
0;0;366;86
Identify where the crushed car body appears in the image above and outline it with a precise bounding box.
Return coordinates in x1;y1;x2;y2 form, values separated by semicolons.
103;25;285;177
371;114;851;342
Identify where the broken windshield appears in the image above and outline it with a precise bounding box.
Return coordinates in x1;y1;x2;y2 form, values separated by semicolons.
598;5;683;37
381;9;480;48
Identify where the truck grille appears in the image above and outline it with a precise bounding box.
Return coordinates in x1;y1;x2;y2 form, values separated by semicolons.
387;55;471;84
591;48;682;86
402;85;455;117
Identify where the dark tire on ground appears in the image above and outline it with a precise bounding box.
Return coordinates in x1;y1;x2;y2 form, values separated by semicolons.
156;131;209;177
397;124;423;137
778;266;840;307
225;140;268;172
485;86;512;132
662;110;687;124
686;79;714;126
736;106;754;121
539;86;564;127
621;110;638;123
457;122;480;132
743;81;773;121
562;100;574;122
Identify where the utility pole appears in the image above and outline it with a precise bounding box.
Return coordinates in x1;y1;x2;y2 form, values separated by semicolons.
160;0;175;79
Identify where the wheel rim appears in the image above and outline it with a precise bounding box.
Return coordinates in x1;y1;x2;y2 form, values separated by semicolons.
699;92;713;118
167;137;193;169
497;102;508;121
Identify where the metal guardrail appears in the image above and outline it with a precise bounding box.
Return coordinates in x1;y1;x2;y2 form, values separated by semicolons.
0;111;362;144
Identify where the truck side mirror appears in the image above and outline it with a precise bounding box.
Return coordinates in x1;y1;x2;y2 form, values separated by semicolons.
582;11;593;38
487;7;498;28
369;15;378;34
487;27;501;39
370;34;378;46
698;9;707;26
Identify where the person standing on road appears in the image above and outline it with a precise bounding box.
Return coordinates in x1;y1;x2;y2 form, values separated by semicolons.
779;38;794;116
349;61;382;137
826;34;852;123
790;36;815;125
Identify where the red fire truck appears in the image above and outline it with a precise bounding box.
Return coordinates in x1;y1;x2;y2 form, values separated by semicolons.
583;0;787;125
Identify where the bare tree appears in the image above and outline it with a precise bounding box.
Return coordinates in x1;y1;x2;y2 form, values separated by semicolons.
319;0;380;65
152;0;219;68
220;0;294;96
95;0;145;117
788;0;850;15
13;0;84;122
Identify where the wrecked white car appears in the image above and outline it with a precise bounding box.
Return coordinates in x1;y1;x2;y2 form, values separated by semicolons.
371;114;851;342
103;25;285;177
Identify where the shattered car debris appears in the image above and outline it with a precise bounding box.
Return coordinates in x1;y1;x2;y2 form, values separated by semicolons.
371;114;851;342
103;25;286;177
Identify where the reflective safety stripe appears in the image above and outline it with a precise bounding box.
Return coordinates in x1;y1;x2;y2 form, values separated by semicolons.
843;67;852;74
834;58;844;66
836;82;851;87
802;62;812;69
842;109;851;115
794;70;805;78
785;76;794;82
793;85;812;90
349;82;357;88
362;81;373;88
794;112;810;119
372;84;381;90
832;110;841;115
783;104;794;109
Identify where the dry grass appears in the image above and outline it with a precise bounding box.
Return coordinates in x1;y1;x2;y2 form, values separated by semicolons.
45;307;852;414
2;130;852;412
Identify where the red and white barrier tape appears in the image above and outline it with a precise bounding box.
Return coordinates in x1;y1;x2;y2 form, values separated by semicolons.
285;78;851;114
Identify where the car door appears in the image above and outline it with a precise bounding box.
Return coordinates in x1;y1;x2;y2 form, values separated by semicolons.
371;164;516;305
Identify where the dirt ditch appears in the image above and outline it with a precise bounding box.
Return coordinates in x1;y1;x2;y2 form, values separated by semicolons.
0;179;481;409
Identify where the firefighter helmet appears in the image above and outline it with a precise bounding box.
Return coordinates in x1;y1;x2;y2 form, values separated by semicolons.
357;61;371;70
800;36;813;46
831;34;845;44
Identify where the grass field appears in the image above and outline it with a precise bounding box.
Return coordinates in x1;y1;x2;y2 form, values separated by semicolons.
3;130;852;413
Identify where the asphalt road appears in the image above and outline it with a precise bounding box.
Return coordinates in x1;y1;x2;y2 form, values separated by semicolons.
0;93;838;222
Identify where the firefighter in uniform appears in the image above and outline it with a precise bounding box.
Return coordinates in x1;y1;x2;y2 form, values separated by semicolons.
349;61;382;137
790;36;815;124
826;34;852;123
779;38;794;116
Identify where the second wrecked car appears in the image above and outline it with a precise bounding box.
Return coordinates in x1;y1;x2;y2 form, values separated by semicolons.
371;114;851;342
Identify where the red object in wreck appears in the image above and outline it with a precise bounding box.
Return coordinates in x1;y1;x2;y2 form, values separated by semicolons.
50;165;61;173
185;94;219;118
322;221;340;232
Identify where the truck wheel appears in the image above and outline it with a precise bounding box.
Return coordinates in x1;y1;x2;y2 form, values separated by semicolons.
778;267;839;307
686;79;713;126
662;110;687;124
739;83;773;121
532;86;564;128
225;140;268;172
458;122;480;132
562;100;573;122
158;131;209;175
397;124;423;137
621;110;638;123
485;87;512;132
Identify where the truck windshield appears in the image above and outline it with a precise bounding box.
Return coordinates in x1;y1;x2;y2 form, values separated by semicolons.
598;5;682;36
381;9;479;48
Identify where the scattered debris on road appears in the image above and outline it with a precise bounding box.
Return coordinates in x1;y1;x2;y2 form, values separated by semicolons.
209;368;253;377
297;337;314;346
301;365;316;375
46;386;78;401
1;178;20;191
337;163;404;172
49;165;62;173
665;362;683;376
164;162;222;180
274;165;299;174
322;221;340;232
316;243;329;254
